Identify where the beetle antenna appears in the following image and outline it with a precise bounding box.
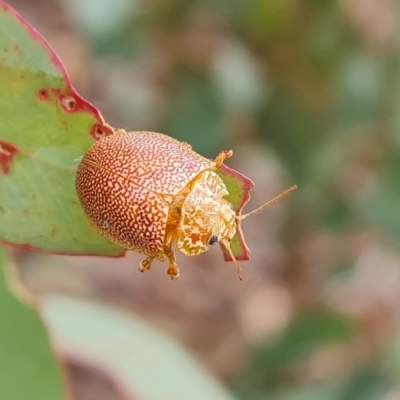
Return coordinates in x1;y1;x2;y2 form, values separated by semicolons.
238;185;297;221
220;239;243;281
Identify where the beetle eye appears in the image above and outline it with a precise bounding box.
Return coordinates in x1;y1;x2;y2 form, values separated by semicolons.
209;235;219;245
230;203;235;211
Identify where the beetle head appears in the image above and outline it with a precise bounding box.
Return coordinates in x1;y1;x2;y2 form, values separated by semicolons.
174;171;237;258
173;169;297;281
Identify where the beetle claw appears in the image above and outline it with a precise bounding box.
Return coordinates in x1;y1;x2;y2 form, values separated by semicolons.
139;257;153;273
167;265;180;280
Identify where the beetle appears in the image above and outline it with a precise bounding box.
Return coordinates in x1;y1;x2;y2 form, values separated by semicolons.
75;130;296;280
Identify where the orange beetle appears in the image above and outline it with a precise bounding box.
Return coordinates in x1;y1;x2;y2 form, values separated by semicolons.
76;130;296;280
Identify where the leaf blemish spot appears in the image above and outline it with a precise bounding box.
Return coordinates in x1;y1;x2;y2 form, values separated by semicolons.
0;140;18;174
91;124;111;140
61;95;77;112
37;88;49;101
13;44;20;52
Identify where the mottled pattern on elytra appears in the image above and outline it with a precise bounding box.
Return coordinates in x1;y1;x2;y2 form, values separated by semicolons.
176;171;236;256
76;131;216;260
76;160;169;260
84;131;215;195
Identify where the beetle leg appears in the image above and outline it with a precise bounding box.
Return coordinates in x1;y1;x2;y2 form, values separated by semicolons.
165;247;180;280
139;257;153;273
214;149;233;168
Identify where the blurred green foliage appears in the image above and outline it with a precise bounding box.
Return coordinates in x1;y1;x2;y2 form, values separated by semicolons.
231;309;398;400
0;248;63;400
42;295;236;400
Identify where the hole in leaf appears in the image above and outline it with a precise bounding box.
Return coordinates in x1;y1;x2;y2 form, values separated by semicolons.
91;124;109;140
62;95;77;112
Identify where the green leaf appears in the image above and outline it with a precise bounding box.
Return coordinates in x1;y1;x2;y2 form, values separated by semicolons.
217;163;254;261
0;1;123;256
0;247;63;399
41;294;236;400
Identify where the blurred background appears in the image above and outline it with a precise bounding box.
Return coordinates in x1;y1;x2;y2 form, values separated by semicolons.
7;0;400;399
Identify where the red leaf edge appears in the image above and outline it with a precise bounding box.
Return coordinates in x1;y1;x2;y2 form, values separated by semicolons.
0;0;113;138
218;163;254;262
